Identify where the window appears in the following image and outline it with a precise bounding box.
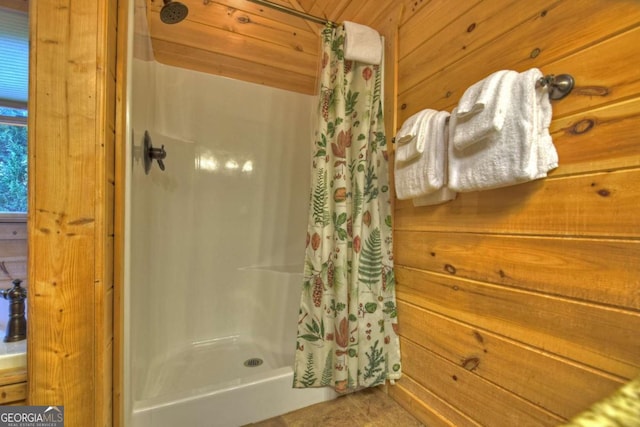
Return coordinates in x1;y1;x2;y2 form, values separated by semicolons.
0;106;27;213
0;7;29;215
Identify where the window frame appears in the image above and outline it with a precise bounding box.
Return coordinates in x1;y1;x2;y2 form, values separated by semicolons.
0;4;30;222
0;100;27;125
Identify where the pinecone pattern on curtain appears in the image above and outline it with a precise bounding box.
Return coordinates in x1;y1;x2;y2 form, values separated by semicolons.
293;25;401;393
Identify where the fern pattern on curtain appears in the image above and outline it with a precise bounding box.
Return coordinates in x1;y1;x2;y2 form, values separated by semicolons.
293;25;401;393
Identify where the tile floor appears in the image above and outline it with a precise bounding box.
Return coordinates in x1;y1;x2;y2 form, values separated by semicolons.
245;387;424;427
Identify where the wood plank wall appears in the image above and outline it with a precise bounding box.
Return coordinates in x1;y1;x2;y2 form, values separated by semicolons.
28;0;118;425
388;0;640;425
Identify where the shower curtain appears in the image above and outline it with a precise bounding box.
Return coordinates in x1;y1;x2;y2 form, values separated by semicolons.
293;25;401;393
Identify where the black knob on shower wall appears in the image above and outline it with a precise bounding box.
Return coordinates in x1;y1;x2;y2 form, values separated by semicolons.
143;131;167;174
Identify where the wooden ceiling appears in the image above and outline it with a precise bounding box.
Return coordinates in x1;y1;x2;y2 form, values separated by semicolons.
0;0;410;94
144;0;402;94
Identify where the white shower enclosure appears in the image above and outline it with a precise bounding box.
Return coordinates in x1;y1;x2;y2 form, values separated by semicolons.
124;4;336;425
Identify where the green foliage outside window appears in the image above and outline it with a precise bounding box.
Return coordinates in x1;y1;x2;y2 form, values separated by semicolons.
0;107;28;213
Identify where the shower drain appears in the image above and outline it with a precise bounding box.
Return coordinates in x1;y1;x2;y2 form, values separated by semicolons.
244;357;264;367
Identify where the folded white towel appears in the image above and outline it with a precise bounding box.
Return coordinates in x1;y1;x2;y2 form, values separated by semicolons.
343;21;382;65
412;117;457;206
448;68;558;192
534;78;559;177
452;70;510;150
396;135;415;145
395;110;450;199
412;187;457;207
396;137;422;164
395;110;430;163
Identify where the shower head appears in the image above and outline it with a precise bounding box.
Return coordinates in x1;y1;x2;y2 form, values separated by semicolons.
160;0;189;24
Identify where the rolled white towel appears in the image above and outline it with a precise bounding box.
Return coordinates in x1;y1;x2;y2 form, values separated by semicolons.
343;21;382;65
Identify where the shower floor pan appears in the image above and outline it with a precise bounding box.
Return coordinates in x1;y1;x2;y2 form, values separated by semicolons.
139;336;277;400
132;336;336;427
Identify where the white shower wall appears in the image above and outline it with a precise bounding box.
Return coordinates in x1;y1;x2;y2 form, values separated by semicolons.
129;60;314;401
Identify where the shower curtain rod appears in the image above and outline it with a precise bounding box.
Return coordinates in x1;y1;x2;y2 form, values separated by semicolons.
245;0;336;27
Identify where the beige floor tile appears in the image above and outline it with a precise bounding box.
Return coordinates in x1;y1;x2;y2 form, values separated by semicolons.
246;387;423;427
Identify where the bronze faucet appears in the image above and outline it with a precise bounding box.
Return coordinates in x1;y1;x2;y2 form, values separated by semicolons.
1;279;27;342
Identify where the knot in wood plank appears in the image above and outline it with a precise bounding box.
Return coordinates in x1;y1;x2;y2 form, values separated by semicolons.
462;357;480;371
569;119;596;135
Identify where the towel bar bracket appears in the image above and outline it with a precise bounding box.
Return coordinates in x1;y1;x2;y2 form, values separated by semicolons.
537;73;574;100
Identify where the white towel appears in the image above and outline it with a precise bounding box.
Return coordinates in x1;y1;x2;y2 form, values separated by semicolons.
395;110;430;163
448;68;558;192
412;187;457;207
343;21;382;65
452;70;510;150
529;71;558;180
395;110;450;200
396;137;422;164
412;117;457;206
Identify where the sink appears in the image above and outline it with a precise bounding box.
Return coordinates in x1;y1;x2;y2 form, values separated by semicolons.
0;340;26;370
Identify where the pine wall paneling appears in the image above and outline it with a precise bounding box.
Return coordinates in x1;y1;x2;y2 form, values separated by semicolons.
388;0;640;425
28;0;118;425
397;0;640;121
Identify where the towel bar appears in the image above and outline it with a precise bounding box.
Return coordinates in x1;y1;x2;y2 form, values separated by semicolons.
536;73;574;100
391;72;574;144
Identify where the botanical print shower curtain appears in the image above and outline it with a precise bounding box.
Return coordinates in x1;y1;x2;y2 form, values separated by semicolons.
293;25;401;393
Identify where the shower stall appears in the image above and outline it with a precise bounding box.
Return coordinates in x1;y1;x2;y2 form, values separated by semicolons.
124;2;336;426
